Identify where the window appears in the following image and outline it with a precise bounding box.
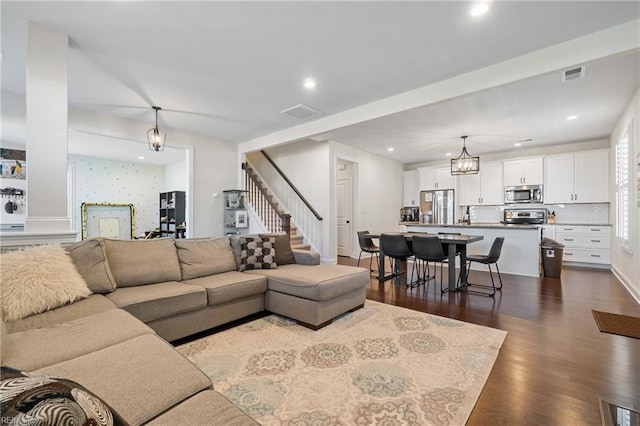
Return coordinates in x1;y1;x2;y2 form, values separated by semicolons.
615;121;632;252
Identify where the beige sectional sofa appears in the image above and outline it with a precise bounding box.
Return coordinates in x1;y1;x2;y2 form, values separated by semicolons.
0;235;369;425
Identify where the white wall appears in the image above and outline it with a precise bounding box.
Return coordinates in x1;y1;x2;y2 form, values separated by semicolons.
329;140;404;260
69;109;237;237
610;87;640;302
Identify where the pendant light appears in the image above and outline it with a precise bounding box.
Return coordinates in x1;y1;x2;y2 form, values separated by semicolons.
147;106;166;152
451;135;479;175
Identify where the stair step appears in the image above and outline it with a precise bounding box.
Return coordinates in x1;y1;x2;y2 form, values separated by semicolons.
292;243;311;251
290;235;304;245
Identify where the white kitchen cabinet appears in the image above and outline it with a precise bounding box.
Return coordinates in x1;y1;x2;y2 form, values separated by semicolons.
544;149;609;204
541;224;556;240
418;165;456;190
403;169;419;206
555;225;611;265
503;157;544;186
458;161;503;205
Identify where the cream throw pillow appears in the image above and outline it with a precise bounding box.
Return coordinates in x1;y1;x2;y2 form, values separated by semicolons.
0;245;92;322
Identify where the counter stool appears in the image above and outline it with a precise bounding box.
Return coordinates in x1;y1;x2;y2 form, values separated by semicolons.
463;236;505;297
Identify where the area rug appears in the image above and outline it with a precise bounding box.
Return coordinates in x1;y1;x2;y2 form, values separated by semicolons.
592;310;640;339
177;301;507;425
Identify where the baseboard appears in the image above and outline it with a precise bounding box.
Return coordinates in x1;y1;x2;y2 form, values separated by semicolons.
611;266;640;305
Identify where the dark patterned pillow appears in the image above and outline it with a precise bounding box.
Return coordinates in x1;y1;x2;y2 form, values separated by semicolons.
239;236;277;271
0;366;128;426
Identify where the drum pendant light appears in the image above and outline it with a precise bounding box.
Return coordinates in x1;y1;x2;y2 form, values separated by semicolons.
451;135;479;175
147;106;166;152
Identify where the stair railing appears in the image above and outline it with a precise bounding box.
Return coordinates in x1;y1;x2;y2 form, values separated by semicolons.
259;150;323;222
242;162;291;237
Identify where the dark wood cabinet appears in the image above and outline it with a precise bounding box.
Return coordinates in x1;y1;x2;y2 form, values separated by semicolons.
159;191;186;238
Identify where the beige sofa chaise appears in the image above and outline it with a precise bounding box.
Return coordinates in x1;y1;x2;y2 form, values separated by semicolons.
1;235;369;425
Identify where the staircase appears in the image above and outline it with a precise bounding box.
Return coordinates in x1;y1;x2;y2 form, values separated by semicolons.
289;226;310;251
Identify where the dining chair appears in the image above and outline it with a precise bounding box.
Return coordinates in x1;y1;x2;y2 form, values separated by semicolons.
356;230;379;276
380;233;418;287
411;235;449;292
463;236;505;297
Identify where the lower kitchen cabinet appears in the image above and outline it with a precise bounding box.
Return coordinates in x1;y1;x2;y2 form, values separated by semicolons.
555;225;611;266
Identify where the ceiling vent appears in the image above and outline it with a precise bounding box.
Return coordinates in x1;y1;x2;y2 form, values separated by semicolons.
280;104;324;121
562;66;585;82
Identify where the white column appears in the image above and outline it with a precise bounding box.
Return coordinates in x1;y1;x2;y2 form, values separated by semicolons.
24;22;71;233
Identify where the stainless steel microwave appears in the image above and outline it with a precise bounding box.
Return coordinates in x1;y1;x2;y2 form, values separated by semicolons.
505;185;543;204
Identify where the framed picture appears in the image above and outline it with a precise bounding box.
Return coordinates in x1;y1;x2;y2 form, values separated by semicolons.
81;202;135;240
235;210;248;228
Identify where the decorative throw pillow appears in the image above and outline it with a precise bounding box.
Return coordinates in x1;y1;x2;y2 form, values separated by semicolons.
0;366;129;426
238;236;277;271
66;238;117;294
0;245;92;322
259;233;296;265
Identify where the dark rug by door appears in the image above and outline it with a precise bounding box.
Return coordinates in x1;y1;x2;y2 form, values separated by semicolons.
592;310;640;339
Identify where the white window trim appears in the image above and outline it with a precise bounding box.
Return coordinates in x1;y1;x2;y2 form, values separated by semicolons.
615;120;633;254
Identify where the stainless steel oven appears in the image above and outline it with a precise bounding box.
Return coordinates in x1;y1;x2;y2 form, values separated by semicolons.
503;208;546;225
505;185;543;204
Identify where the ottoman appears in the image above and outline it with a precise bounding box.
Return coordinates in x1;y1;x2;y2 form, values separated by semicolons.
245;264;369;329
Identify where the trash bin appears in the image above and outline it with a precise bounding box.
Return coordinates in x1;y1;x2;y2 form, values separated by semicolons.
540;237;564;278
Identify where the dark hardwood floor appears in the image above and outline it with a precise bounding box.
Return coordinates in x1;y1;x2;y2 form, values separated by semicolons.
338;256;640;426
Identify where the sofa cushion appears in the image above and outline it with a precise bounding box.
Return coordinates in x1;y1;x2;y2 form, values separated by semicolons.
245;264;369;302
66;238;117;294
0;366;129;426
183;271;268;306
175;237;236;280
105;282;207;323
103;238;181;287
4;309;154;371
260;233;296;265
238;236;277;272
36;334;213;426
5;294;116;334
145;390;258;426
0;245;92;321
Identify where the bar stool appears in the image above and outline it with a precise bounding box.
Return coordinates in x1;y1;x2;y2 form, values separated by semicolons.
411;235;448;291
463;237;505;297
356;230;379;276
380;233;418;287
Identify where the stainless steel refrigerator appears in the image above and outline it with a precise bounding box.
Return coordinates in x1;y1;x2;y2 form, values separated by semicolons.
419;189;455;225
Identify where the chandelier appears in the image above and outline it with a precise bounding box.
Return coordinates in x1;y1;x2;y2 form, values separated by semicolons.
451;135;479;175
147;106;166;152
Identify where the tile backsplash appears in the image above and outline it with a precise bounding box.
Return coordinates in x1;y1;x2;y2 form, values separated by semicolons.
468;203;609;225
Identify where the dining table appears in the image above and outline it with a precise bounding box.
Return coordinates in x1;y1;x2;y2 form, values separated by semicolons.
365;232;484;292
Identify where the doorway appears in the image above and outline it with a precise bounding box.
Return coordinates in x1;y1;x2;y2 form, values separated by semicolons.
336;160;355;257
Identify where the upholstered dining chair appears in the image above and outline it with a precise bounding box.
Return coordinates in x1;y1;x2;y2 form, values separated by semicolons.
463;236;505;297
357;230;379;276
411;235;449;292
380;233;417;287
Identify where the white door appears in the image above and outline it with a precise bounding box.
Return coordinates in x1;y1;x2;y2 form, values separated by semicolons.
337;177;353;257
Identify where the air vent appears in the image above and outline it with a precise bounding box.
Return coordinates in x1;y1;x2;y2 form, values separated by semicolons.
280;104;324;121
562;66;585;82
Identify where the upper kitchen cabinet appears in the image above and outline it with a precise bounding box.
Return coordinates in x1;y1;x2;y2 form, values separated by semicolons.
458;161;504;205
544;149;609;204
503;157;544;186
419;165;456;190
403;169;419;206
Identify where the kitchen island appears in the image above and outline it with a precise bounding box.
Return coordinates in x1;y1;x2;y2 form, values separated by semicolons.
402;223;542;277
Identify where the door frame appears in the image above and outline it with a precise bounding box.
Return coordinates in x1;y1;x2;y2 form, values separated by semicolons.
336;158;357;258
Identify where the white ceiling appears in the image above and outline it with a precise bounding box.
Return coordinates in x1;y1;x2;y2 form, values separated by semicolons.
1;1;639;166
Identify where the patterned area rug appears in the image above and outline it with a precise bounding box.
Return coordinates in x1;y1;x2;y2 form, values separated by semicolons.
177;301;507;425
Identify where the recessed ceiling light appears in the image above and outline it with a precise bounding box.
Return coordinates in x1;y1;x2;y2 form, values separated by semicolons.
138;156;145;160
514;142;522;147
566;114;579;120
387;147;395;152
470;2;490;16
445;152;452;157
303;78;316;89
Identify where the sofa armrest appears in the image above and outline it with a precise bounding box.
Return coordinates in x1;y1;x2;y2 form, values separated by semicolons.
292;249;321;265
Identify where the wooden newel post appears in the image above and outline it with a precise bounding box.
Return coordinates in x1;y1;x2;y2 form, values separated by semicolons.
281;214;291;238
